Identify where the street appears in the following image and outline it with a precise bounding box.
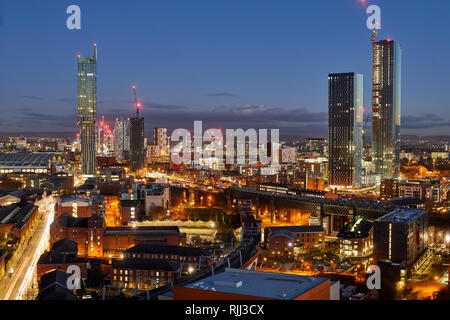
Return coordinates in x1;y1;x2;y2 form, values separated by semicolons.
0;197;55;300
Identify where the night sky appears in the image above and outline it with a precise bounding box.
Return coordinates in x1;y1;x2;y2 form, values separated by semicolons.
0;0;449;138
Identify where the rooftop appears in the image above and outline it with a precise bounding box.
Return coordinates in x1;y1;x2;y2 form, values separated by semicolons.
337;219;373;239
376;208;427;224
182;268;328;300
0;152;65;168
125;244;210;257
113;258;179;271
266;225;325;235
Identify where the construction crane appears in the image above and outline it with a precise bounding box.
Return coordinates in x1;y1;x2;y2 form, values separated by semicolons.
132;85;142;117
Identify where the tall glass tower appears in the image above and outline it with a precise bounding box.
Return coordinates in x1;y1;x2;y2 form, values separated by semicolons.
371;39;402;179
328;73;363;189
77;44;97;175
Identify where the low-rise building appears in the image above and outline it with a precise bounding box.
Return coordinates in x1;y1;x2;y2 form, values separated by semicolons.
110;258;179;289
124;244;212;266
50;213;182;258
265;225;325;258
174;268;338;300
37;238;90;281
55;195;105;219
37;269;78;300
337;218;373;257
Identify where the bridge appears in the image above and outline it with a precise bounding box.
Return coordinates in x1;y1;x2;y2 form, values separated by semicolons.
228;187;395;234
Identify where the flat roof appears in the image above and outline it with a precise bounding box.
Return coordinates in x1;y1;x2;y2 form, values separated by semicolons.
376;208;427;224
182;268;328;300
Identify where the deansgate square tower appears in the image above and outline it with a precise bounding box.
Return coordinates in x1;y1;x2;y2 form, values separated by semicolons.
371;39;402;179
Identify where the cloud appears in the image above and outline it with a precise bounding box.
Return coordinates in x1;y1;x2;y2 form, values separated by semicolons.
100;103;328;137
13;111;77;129
402;113;450;129
57;98;77;104
16;107;32;112
20;95;44;100
207;93;237;97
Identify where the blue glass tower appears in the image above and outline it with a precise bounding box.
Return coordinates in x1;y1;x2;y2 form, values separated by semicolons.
77;44;97;175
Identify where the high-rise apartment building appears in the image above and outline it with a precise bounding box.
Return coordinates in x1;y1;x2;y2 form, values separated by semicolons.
114;117;130;162
372;39;402;179
328;73;363;189
77;44;97;175
129;117;145;173
153;128;168;155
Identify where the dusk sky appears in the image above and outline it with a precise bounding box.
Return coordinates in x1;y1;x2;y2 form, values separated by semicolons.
0;0;450;138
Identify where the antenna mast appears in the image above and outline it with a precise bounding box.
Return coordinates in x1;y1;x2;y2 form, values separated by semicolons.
371;29;378;44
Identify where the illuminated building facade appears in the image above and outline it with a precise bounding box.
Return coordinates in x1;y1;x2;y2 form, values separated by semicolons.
77;44;98;175
328;73;363;189
372;40;402;179
337;218;373;257
153;128;168;155
373;208;428;276
114;117;130;162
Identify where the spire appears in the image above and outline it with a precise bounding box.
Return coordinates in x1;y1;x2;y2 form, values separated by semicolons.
94;42;97;59
371;30;378;44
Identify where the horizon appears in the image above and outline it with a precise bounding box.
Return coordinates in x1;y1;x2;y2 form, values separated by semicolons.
1;1;450;138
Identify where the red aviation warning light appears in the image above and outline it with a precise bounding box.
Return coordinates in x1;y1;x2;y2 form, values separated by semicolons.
132;85;142;117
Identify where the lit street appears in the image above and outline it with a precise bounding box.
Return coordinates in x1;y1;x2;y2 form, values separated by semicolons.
0;197;55;300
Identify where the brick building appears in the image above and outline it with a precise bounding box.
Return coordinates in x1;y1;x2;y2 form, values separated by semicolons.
37;238;89;281
265;225;325;258
124;244;212;266
54;195;105;219
381;179;442;203
50;213;182;258
110;258;179;289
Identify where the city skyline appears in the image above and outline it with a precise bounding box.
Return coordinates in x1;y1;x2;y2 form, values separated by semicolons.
1;1;450;138
0;1;449;303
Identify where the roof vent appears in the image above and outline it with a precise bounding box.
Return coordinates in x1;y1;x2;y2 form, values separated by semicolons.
213;280;243;288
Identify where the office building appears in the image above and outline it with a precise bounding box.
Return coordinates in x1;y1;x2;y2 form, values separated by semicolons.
373;208;428;276
328;73;363;189
77;44;98;175
371;39;402;179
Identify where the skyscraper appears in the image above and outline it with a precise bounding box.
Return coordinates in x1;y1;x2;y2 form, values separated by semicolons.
130;117;145;173
77;44;97;175
371;39;402;179
114;117;130;162
328;73;363;189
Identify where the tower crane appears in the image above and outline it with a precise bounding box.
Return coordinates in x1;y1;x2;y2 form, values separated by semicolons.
132;85;142;117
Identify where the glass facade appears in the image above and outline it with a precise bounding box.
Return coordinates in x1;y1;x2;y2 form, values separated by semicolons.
77;45;97;175
328;73;363;189
371;40;402;179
